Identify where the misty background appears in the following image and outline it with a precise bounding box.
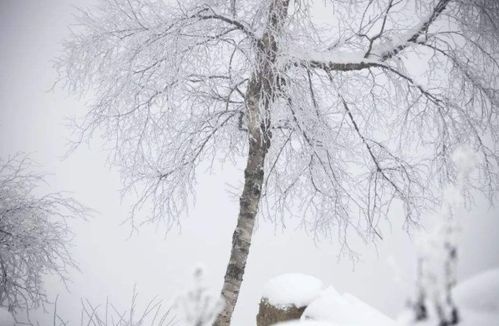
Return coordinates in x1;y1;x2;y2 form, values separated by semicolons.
0;0;498;324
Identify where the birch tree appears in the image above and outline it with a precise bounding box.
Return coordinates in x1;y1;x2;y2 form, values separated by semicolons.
413;147;479;325
0;156;85;313
57;0;499;324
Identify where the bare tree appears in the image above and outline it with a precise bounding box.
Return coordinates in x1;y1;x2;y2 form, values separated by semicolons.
0;155;85;314
56;0;499;324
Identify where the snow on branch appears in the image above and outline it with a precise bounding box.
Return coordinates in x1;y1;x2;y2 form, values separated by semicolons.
375;0;451;61
58;0;499;248
56;0;258;228
285;0;451;70
0;155;86;313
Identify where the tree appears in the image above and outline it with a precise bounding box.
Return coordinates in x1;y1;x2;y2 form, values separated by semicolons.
412;146;479;325
0;156;85;313
56;0;499;324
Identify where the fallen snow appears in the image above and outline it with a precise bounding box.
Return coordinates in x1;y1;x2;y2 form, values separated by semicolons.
262;273;324;308
273;321;333;326
269;269;499;326
398;268;499;326
302;286;396;326
454;268;499;315
399;309;499;326
457;310;499;326
0;307;15;326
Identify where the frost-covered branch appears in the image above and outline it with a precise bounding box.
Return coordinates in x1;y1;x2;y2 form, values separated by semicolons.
287;0;451;67
0;155;86;313
58;0;499;263
58;0;499;323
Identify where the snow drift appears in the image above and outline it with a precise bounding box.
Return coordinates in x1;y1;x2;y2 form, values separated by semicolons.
262;273;324;308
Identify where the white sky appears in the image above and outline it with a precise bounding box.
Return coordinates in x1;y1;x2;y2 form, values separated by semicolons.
0;1;498;325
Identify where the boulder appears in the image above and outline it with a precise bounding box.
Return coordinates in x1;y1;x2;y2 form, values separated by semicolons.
256;273;323;326
257;299;306;326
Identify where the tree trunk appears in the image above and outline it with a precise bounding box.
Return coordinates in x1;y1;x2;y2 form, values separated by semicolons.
214;57;273;326
213;1;289;325
213;129;269;326
213;69;272;326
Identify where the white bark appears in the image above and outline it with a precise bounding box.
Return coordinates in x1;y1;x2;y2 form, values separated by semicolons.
215;1;290;324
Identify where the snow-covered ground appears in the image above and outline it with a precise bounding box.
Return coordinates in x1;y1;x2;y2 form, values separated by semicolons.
274;321;334;326
302;287;396;326
454;268;499;314
268;269;499;326
262;273;395;326
396;268;499;326
453;268;499;326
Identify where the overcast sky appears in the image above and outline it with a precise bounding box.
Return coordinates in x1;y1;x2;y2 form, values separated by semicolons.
1;1;499;325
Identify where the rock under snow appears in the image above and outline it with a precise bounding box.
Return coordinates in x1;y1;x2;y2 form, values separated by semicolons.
453;268;499;314
0;307;15;326
257;300;308;326
262;273;324;309
302;286;396;326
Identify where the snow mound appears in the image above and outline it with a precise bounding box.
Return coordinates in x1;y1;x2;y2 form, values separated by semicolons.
458;310;499;326
272;321;333;326
302;286;396;326
453;268;499;314
0;307;15;326
262;273;324;308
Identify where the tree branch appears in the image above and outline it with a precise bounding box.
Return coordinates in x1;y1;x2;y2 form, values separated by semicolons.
292;0;452;71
